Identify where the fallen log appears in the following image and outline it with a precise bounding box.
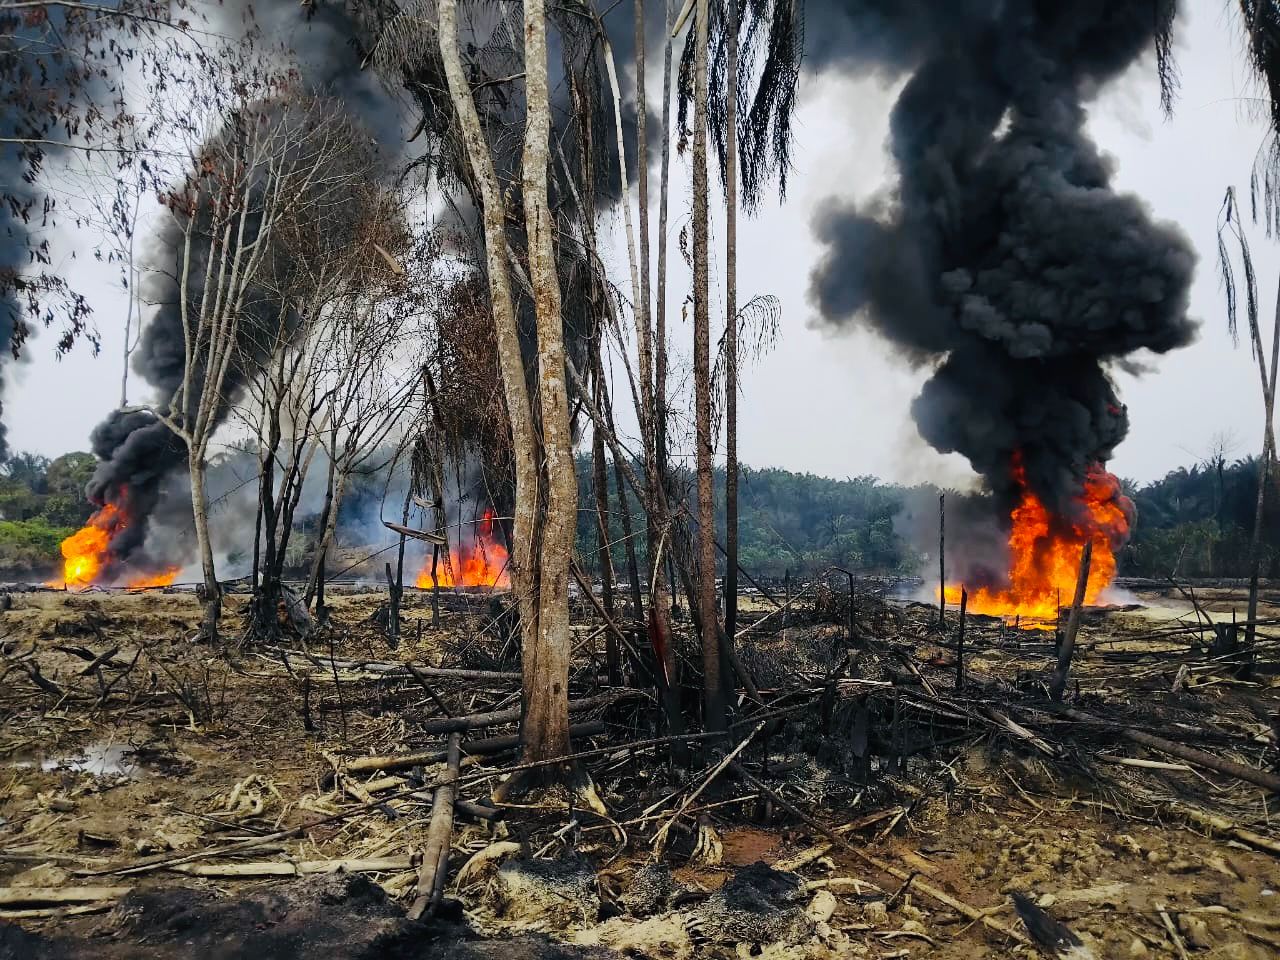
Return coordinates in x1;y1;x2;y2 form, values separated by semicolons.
417;689;641;736
0;886;132;907
347;720;608;773
408;732;460;921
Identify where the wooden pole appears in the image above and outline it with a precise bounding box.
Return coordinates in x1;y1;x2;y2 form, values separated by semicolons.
956;588;967;691
938;493;946;629
1050;540;1092;702
407;732;460;920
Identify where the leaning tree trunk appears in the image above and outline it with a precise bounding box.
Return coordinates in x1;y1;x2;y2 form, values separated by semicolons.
692;0;725;735
522;0;577;765
189;446;221;642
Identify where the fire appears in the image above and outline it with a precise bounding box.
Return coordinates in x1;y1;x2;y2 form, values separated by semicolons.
56;503;125;588
416;509;511;589
126;567;180;589
942;457;1131;623
51;499;177;590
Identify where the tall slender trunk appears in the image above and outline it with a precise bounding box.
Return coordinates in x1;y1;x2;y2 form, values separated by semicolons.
692;0;725;735
591;385;619;683
522;0;576;763
189;446;221;641
436;0;539;682
723;0;740;651
656;0;674;483
307;461;348;610
1246;278;1280;644
305;445;338;609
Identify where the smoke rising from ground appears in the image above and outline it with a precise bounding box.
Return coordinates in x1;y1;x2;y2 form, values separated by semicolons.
805;0;1196;517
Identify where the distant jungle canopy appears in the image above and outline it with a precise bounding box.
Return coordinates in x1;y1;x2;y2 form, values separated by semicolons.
1;447;1277;583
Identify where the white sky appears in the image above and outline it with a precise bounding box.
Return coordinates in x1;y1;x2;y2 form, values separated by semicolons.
6;2;1277;487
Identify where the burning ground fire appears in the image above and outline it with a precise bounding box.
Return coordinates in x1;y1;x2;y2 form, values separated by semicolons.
942;457;1131;623
50;500;180;590
417;509;511;589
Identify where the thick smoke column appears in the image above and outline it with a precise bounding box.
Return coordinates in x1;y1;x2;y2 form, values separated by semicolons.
81;5;408;571
807;1;1196;518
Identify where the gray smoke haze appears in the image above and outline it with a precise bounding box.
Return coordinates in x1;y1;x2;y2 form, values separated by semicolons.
806;0;1196;517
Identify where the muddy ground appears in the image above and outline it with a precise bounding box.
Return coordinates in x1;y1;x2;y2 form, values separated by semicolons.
1;584;1278;958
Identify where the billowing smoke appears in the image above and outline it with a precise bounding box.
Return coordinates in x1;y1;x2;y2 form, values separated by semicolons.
79;5;408;574
806;1;1197;519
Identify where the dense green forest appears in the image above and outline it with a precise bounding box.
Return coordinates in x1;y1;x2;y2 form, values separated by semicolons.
4;447;1278;582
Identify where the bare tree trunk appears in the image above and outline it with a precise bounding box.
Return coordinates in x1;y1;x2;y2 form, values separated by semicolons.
189;448;221;641
390;487;412;645
656;0;674;483
307;464;348;610
723;0;740;654
692;0;725;735
305;449;338;609
1246;276;1280;646
437;0;539;674
521;0;576;765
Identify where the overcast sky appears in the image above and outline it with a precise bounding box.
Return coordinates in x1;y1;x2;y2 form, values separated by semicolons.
5;2;1277;487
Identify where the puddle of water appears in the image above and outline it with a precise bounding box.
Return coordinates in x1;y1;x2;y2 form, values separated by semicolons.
9;742;144;779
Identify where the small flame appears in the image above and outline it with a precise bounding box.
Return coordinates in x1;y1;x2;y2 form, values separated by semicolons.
416;509;510;589
942;457;1131;623
126;567;180;589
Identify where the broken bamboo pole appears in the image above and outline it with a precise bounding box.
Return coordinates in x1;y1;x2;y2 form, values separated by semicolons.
408;732;460;920
346;720;608;773
1050;540;1091;702
417;689;641;736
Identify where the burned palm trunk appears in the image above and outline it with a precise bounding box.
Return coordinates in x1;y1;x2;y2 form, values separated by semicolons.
1050;540;1091;702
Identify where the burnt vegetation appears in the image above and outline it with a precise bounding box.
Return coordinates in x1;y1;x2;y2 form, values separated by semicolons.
3;2;1280;960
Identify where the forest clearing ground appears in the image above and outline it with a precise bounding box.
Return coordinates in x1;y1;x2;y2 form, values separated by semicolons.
0;585;1277;958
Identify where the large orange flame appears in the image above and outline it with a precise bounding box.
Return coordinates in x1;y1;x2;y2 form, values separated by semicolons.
416;509;511;589
942;458;1131;622
56;503;123;588
51;499;178;589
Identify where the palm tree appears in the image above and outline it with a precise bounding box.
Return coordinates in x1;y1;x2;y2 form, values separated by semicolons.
1216;186;1278;649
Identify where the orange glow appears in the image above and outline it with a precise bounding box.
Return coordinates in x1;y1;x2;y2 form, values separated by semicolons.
56;503;123;588
126;567;180;589
942;457;1131;623
416;509;511;589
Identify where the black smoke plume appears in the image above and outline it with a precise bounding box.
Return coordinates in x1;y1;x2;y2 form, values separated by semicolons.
807;1;1196;520
78;4;408;575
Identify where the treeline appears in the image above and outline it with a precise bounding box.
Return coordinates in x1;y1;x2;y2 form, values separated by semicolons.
0;453;97;576
6;447;1279;582
1120;457;1280;579
576;458;918;581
